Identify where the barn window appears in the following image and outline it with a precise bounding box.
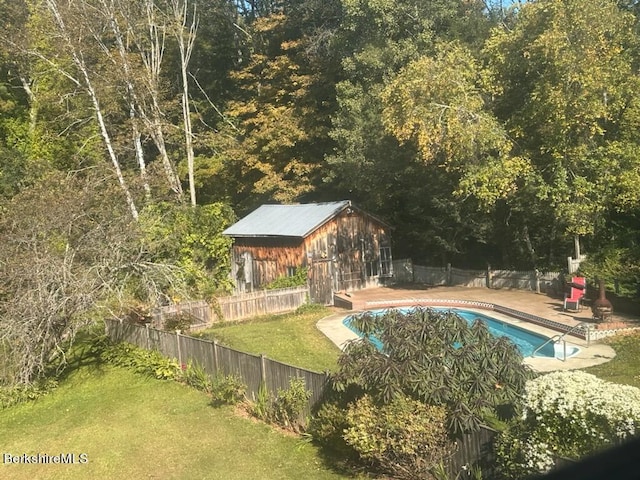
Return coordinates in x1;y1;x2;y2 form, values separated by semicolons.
287;266;297;277
380;247;393;276
366;259;379;277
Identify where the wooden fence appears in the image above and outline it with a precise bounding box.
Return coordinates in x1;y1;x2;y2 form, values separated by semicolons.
448;426;497;477
105;318;329;412
219;286;308;320
393;259;562;294
104;317;505;476
151;286;309;329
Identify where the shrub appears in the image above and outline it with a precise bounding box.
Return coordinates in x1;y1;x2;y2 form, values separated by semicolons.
164;313;198;332
210;374;246;406
251;382;271;421
495;371;640;478
271;378;312;432
333;307;533;435
308;401;358;458
265;267;308;290
0;379;59;410
343;394;453;480
101;342;181;380
180;362;213;393
249;378;312;432
494;422;553;479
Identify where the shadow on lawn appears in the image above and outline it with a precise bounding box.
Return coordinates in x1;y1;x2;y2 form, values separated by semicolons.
53;328;110;383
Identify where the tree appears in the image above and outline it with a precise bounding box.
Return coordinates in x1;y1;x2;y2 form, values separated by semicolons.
333;308;533;435
170;0;199;206
485;0;640;252
321;0;503;266
42;0;140;219
0;171;187;386
139;201;236;297
381;41;530;209
0;0;103;198
212;12;325;209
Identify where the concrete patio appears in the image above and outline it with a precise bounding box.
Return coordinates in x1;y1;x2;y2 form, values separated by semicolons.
317;285;640;372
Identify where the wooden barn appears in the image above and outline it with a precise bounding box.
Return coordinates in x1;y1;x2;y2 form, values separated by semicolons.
223;201;393;304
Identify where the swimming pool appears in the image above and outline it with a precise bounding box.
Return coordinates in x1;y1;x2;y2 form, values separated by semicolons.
342;307;580;359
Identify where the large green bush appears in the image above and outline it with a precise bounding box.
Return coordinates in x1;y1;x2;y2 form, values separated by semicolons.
333;307;533;434
139;202;236;298
343;394;453;480
495;370;640;478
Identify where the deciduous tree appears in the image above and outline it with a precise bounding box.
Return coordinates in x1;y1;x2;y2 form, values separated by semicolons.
0;172;187;385
485;0;640;247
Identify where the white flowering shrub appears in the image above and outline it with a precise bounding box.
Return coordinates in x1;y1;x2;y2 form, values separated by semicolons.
495;371;640;478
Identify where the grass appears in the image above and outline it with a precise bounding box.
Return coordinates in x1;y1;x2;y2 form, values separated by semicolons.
583;332;640;388
0;350;351;480
194;304;342;372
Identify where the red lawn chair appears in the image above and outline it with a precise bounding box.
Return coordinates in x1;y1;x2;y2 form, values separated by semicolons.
563;276;586;312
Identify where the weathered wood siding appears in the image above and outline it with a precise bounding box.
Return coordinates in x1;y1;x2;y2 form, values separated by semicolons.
332;209;391;291
229;206;392;296
303;220;338;262
231;237;305;289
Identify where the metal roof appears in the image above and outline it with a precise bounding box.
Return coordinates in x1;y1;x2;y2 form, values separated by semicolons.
223;201;353;238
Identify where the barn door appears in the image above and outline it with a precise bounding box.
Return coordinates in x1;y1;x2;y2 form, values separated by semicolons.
309;260;333;305
252;260;276;288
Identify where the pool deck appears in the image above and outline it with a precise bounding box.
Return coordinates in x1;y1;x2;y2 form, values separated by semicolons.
316;285;639;372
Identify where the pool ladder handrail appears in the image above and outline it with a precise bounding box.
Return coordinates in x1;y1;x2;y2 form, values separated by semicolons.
531;322;589;361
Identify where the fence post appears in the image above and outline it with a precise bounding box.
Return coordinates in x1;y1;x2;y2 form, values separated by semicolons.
260;354;267;385
447;263;452;286
486;265;493;289
145;324;150;350
176;330;182;367
535;269;541;294
213;340;219;373
263;289;268;315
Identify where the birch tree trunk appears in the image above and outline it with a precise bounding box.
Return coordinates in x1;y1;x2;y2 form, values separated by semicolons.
171;0;198;207
44;0;139;220
101;7;151;197
138;0;184;198
106;0;184;198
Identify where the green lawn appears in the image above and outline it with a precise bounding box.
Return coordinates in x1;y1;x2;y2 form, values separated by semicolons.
0;360;350;480
194;305;342;372
583;332;640;388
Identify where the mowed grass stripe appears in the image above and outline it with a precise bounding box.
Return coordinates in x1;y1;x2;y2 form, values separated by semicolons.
0;365;348;480
195;305;341;372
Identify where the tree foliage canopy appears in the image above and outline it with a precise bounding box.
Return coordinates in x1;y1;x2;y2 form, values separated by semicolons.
2;0;640;381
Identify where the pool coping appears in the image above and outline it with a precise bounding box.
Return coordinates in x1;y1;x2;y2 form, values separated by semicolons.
362;298;591;338
316;301;617;373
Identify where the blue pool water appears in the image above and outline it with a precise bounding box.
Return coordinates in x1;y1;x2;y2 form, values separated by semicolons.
342;307;579;359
